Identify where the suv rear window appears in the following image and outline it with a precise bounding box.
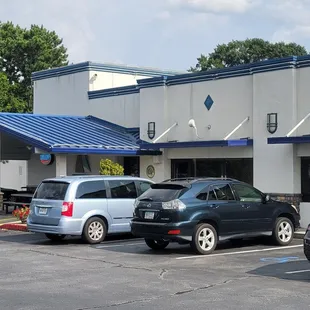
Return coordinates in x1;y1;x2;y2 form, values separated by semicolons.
33;181;69;200
138;184;189;202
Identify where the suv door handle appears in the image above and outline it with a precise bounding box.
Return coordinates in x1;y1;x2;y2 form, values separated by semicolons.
242;204;250;209
209;204;219;209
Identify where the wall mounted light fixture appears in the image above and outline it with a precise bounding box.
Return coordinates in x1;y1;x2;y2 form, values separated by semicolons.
147;122;156;139
267;113;278;134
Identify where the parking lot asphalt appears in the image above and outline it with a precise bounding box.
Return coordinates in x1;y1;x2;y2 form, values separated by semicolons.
0;231;309;310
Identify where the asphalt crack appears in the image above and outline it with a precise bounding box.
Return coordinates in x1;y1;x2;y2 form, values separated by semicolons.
28;249;152;272
159;269;168;280
75;276;256;309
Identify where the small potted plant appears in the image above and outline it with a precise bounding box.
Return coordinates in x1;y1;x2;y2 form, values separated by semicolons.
12;205;30;224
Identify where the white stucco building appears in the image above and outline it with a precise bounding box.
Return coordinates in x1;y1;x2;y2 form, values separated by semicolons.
2;57;310;226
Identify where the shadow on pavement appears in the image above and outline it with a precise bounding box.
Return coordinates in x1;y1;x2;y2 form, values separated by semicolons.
248;259;310;282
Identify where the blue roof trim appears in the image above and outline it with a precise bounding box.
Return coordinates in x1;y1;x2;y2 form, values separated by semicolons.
88;85;139;99
31;61;183;81
0;113;159;155
267;136;310;144
139;139;253;149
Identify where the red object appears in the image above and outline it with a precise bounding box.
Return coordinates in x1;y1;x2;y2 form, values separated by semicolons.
61;202;74;217
0;223;28;232
168;229;181;235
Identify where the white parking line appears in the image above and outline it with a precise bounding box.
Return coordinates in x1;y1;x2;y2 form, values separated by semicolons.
96;242;145;248
286;269;310;274
176;244;303;260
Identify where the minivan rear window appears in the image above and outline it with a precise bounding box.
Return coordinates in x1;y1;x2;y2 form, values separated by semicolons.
33;181;69;200
138;184;189;202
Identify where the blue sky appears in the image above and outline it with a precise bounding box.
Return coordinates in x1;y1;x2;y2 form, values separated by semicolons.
1;0;310;71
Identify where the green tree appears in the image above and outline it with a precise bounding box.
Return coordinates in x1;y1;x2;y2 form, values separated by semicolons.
190;38;308;72
0;21;69;112
99;159;124;176
0;73;25;112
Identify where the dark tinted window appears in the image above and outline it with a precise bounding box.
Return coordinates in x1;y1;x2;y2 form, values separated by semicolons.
108;180;138;199
232;183;262;202
139;181;152;194
34;181;69;200
139;184;189;202
197;186;216;200
75;181;106;199
212;184;235;201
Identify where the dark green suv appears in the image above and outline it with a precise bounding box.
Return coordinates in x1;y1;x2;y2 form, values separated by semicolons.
130;178;300;255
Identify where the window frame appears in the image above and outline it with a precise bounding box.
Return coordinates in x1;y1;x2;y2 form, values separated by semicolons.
231;182;264;203
196;182;236;201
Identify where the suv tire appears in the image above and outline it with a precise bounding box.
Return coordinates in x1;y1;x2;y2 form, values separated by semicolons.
272;217;294;246
145;239;169;250
45;233;66;242
82;217;107;244
191;223;218;255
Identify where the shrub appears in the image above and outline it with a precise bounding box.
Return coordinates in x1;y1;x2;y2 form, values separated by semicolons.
99;158;124;175
12;206;30;223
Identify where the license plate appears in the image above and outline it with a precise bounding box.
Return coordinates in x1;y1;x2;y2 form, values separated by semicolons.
39;207;48;215
144;212;154;220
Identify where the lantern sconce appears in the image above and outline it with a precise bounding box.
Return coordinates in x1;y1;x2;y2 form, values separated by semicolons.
267;113;278;134
147;122;156;139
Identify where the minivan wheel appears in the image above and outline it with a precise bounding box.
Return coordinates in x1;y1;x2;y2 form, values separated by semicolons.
191;223;218;255
45;233;66;242
272;217;294;246
83;217;107;244
145;238;169;250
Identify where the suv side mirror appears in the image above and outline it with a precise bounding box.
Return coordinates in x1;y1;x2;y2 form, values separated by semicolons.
263;194;270;203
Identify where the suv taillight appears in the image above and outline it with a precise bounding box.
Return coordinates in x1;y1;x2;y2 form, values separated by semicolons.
61;202;73;217
162;199;186;211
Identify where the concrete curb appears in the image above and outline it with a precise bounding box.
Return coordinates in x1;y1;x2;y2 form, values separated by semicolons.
0;222;28;232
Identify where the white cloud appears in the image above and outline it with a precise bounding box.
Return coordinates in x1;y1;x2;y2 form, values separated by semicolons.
168;0;259;14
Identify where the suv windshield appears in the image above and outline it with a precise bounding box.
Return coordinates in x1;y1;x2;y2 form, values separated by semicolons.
33;181;69;200
139;184;189;202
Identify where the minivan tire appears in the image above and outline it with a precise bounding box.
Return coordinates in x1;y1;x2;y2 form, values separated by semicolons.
45;233;66;242
191;223;218;255
272;217;294;246
82;217;107;244
145;239;169;250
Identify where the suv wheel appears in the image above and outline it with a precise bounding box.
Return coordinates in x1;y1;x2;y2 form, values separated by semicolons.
45;233;66;242
145;239;169;250
191;223;218;255
272;217;294;246
83;217;107;244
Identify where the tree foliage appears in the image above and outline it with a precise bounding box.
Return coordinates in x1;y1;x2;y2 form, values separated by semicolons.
0;21;69;112
99;159;124;176
190;38;308;72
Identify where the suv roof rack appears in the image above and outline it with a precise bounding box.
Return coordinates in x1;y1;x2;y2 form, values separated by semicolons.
162;177;239;183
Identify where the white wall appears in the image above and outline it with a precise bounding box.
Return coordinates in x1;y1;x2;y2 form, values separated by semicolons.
139;77;253;144
89;93;140;127
89;71;150;91
253;69;300;193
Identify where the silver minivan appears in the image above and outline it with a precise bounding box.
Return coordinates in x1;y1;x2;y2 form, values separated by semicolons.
27;175;154;244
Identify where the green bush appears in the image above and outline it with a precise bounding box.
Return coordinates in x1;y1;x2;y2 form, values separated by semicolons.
99;158;124;175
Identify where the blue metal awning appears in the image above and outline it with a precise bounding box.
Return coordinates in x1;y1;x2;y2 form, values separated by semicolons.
268;136;310;144
0;113;160;155
140;138;253;150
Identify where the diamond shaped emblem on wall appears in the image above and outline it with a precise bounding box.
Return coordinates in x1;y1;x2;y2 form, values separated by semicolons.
204;95;214;111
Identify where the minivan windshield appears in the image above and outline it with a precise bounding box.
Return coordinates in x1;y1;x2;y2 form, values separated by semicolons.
33;181;69;200
138;184;189;202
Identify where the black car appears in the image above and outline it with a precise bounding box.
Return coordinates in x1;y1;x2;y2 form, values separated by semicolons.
131;178;300;255
303;225;310;261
